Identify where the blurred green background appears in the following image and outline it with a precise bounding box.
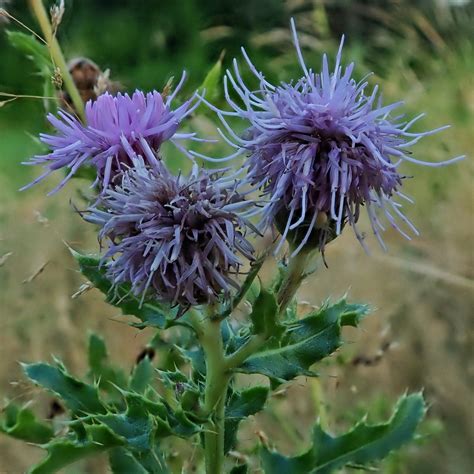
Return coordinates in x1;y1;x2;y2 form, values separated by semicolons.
0;0;473;472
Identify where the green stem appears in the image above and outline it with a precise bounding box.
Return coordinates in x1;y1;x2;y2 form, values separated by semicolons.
28;0;86;122
226;250;317;371
190;250;316;471
224;333;266;369
310;377;328;430
191;311;229;474
277;249;314;314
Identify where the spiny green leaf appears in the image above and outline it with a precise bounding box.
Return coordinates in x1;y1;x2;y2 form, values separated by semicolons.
122;392;172;437
88;333;127;391
199;51;224;102
30;424;124;474
261;393;426;474
249;287;282;339
225;386;269;453
236;298;370;382
157;368;189;389
109;391;200;440
133;446;169;474
168;408;202;438
130;357;155;394
109;445;170;473
109;448;148;474
23;362;106;415
0;403;53;443
71;250;184;330
95;399;154;452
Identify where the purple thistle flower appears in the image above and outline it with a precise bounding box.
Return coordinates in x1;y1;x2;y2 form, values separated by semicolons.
22;74;203;194
212;19;463;255
85;156;255;308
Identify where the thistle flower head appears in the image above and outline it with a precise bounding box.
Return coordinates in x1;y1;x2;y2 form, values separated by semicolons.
23;76;201;194
86;157;255;308
217;20;463;255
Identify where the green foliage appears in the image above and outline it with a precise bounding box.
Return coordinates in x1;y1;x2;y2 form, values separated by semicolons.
199;52;224;102
225;386;269;453
249;288;282;339
6;31;51;72
109;448;150;474
236;299;370;382
71;250;188;330
0;403;53;443
94;397;154;452
261;393;426;473
6;31;57;114
130;357;155;394
88;333;128;391
109;444;169;473
30;424;125;474
19;346;203;473
23;360;106;415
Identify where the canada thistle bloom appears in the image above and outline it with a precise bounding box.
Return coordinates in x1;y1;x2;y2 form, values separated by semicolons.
22;74;201;194
214;20;463;255
86;151;255;307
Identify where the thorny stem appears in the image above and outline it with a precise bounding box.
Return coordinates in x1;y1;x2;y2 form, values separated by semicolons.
28;0;86;122
190;311;230;474
277;249;314;314
225;249;316;370
189;250;316;472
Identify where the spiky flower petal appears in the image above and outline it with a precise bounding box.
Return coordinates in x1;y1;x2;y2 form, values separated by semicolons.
86;155;255;307
216;20;462;254
22;77;201;194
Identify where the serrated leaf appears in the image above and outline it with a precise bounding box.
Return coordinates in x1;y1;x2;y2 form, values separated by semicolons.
0;403;53;443
236;299;370;382
130;357;154;394
184;347;206;376
133;446;169;474
95;398;154;452
30;424;124;474
249;287;282;339
88;333;127;391
24;362;106;415
168;408;202;438
71;250;183;330
225;386;269;453
261;393;426;474
157;369;189;389
110;391;200;441
199;51;224;102
109;444;170;473
109;448;148;474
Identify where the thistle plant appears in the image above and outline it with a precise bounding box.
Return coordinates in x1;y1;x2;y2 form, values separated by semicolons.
1;3;464;474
